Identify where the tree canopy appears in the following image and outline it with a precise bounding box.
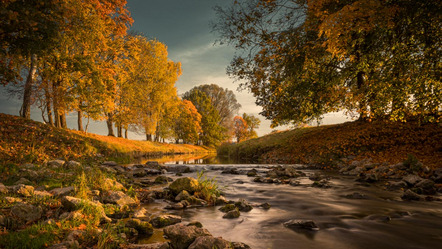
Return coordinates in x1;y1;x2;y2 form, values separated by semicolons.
213;0;441;126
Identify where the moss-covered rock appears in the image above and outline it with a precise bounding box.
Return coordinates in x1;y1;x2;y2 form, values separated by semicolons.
125;218;153;235
169;177;199;195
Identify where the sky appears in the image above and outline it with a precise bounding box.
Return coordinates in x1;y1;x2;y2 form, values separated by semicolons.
0;0;353;140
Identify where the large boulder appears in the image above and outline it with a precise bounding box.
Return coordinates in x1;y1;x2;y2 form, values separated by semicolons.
101;190;138;208
11;202;42;223
188;236;232;249
163;224;212;249
168;177;199;195
151;214;182;228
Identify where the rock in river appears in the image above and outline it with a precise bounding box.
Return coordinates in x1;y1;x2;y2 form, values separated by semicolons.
151;214;182;228
283;219;319;231
188;236;232;249
163;224;212;249
169;177;199;195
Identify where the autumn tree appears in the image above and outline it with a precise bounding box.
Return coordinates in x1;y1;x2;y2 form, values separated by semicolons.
183;89;225;146
242;113;260;140
233;115;248;143
0;0;63;119
213;0;441;126
190;84;241;133
173;100;202;144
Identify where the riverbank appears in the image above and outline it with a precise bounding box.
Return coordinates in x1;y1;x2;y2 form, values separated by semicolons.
217;120;442;169
0;113;212;165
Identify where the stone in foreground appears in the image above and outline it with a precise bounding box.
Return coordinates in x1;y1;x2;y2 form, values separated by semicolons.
163;224;212;249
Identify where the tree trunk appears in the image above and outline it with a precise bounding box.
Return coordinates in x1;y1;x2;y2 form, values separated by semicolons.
106;113;115;136
124;129;128;139
116;123;122;137
146;134;153;141
60;111;67;128
20;54;37;119
46;92;54;126
54;111;60;128
78;110;84;131
357;71;367;121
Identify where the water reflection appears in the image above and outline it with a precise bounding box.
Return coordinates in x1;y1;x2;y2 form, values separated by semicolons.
137;153;239;165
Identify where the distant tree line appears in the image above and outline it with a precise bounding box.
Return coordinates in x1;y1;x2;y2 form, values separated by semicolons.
213;0;441;127
0;0;262;146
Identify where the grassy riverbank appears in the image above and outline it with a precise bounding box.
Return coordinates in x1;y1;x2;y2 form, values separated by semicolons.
218;120;442;169
0;113;212;165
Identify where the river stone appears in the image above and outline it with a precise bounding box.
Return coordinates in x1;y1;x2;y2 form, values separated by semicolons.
34;190;53;197
175;190;190;201
387;181;407;190
12;184;34;197
289;179;301;186
11;202;42;223
163;224;212;249
235;199;253;212
102;161;118;166
187;221;203;228
401;189;423;201
101;190;138;207
64;160;81;169
246;169;258;177
231;242;251;249
0;183;8;193
50;186;75;197
48;159;65;168
415;179;436;194
169;177;199;195
284;219;319;231
223;209;240;219
15;177;33;185
133;207;150;219
102;178;125;191
219;204;236;213
403;174;423;186
215;195;228;206
125;218;154;235
132;168;147;177
155;175;171;184
61;196;111;223
151;214;182;228
344;192;368;199
259;202;271;209
188;236;232;249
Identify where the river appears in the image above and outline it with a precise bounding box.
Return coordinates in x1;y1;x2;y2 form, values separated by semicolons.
135;154;442;249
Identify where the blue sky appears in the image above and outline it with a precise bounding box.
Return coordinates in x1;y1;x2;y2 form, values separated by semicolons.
0;0;352;139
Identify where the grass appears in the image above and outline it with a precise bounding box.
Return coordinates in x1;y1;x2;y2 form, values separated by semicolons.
194;170;222;204
218;120;442;169
0;113;212;165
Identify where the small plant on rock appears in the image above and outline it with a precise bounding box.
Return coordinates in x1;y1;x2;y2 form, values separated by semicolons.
195;170;221;205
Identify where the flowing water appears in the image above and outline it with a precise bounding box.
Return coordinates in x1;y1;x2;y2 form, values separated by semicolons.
136;156;442;249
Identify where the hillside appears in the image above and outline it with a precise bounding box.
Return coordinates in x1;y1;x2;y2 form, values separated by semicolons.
218;120;442;169
0;113;211;165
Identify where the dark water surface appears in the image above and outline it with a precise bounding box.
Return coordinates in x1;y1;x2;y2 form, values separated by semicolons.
137;157;442;249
